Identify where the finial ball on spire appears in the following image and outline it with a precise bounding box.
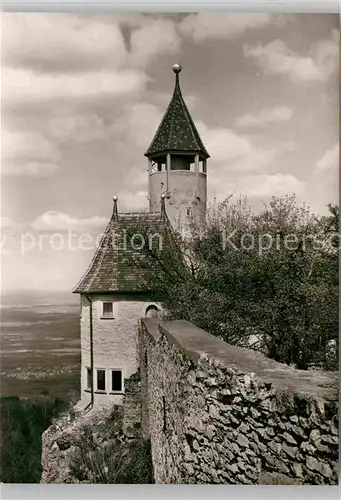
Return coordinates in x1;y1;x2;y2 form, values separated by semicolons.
172;63;182;74
161;193;166;200
113;196;118;202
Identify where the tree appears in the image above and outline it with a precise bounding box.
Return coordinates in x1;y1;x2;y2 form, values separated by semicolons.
126;195;338;370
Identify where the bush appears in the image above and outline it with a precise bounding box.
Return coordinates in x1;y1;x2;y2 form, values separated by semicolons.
0;395;69;483
118;439;154;484
127;195;338;370
69;433;153;484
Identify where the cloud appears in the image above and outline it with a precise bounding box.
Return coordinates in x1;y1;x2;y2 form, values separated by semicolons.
1;130;60;176
116;96;198;152
2;13;182;78
47;112;107;143
0;217;16;233
109;107;288;205
116;99;294;202
2;15;183;108
244;31;338;83
117;190;149;212
2;130;56;160
3;67;149;105
2;13;128;72
234;173;305;198
198;120;301;201
179;13;277;41
315;143;338;173
4;162;60;177
1;248;90;291
311;144;338;211
196;121;277;172
117;103;279;178
236;106;294;127
129;18;182;67
115;102;163;148
313;29;339;80
0;218;17;258
31;211;108;233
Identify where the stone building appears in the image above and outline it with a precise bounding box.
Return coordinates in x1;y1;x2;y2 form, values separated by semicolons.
146;63;210;231
73;64;210;408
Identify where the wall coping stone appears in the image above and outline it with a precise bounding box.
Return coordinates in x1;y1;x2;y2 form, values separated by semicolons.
141;317;162;342
142;318;337;402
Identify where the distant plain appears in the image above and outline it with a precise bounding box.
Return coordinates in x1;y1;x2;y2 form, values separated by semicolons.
0;289;80;400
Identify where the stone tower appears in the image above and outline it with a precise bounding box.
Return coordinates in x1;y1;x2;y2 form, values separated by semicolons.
73;64;208;409
145;64;210;231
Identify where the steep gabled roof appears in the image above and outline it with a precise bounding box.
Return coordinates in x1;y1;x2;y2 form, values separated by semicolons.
145;68;210;159
73;210;170;294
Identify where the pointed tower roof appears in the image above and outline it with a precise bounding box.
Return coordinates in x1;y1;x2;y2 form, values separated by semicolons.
145;64;210;160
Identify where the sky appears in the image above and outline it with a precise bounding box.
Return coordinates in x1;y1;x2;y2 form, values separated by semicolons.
0;12;339;292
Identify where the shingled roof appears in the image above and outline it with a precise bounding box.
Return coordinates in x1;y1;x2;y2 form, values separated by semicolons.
145;66;210;160
73;208;170;294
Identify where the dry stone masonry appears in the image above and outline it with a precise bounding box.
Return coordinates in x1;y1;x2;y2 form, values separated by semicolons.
138;318;338;484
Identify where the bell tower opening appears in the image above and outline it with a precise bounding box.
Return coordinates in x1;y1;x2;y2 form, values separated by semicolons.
171;155;191;171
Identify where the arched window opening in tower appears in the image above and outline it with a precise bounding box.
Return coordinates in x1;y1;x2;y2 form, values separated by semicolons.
145;305;159;318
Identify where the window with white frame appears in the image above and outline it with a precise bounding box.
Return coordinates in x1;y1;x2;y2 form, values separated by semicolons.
186;208;193;217
96;369;106;391
102;301;114;319
111;370;123;392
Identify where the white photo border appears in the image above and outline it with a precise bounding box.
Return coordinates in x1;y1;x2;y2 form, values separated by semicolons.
0;1;339;499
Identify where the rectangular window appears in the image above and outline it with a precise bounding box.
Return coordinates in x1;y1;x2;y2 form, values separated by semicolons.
111;370;123;392
186;208;192;217
102;302;114;319
86;367;92;390
96;369;106;391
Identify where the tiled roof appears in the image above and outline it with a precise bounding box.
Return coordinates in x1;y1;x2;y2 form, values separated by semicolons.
73;211;170;294
145;72;210;159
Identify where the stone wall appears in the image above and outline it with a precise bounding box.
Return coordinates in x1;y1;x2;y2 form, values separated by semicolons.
138;318;338;485
122;371;142;438
148;169;206;230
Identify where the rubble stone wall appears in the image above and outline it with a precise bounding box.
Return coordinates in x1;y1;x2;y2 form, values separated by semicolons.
138;318;338;484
